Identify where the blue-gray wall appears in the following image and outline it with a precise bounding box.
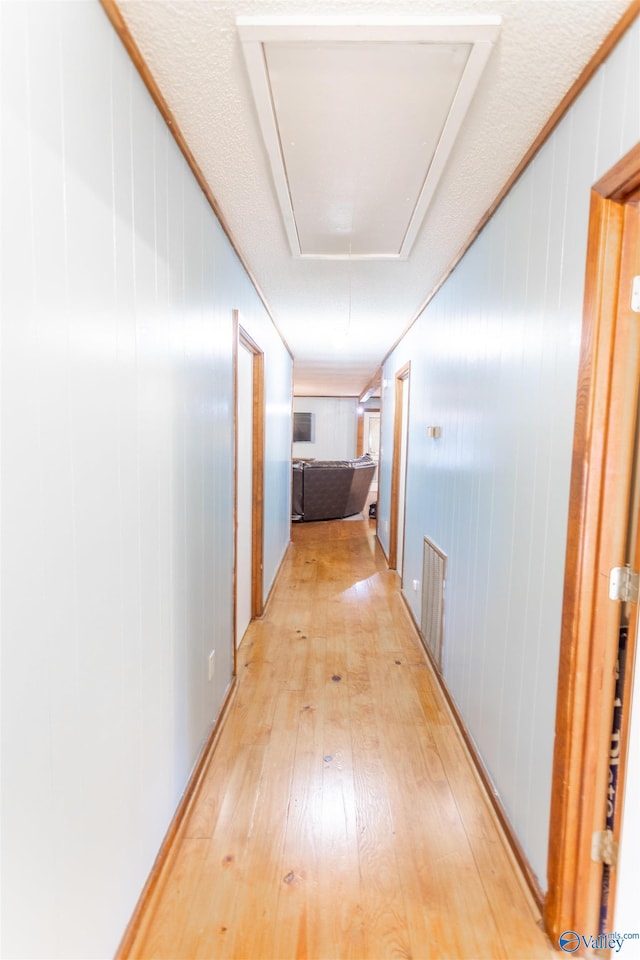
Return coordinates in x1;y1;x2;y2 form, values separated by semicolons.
378;19;640;888
0;3;291;957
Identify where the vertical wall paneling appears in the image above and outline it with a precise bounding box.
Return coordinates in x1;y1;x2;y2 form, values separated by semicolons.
0;2;292;957
379;17;640;888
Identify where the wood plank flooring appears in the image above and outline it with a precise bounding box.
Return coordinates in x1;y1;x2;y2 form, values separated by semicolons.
127;518;556;960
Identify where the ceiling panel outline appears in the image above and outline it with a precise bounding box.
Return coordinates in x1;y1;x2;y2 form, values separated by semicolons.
238;16;501;261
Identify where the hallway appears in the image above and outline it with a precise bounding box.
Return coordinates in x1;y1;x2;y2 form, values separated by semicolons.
126;519;556;960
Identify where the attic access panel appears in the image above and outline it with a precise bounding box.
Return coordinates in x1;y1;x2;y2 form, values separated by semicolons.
238;17;500;261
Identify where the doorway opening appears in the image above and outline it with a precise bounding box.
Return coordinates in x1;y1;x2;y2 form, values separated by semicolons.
389;363;410;575
545;143;640;943
361;409;380;518
234;312;265;666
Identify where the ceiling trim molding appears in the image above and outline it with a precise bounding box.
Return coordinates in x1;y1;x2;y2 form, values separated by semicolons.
359;368;383;404
381;0;640;368
99;0;293;362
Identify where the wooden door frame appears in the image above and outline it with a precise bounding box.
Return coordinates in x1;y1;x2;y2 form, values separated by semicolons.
545;144;640;942
357;407;380;457
233;312;265;672
388;363;411;571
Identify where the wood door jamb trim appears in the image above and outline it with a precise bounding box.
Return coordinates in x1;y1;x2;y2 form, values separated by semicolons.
545;141;640;943
233;312;240;676
238;321;265;621
388;362;410;571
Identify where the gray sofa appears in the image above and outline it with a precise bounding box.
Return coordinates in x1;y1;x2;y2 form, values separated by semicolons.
292;454;375;522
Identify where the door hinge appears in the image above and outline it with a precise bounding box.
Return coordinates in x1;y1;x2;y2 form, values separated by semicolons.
592;829;618;866
632;275;640;313
609;565;639;603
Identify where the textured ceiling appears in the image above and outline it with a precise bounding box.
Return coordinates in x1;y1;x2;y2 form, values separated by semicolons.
115;0;632;397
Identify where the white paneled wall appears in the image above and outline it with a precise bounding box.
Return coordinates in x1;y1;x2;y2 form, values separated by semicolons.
0;3;291;958
379;19;640;888
292;396;358;460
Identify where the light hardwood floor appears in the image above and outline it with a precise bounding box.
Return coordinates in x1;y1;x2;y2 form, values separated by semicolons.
127;518;557;960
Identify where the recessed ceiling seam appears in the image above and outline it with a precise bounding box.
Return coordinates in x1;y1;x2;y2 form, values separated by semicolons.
239;17;501;261
261;40;303;254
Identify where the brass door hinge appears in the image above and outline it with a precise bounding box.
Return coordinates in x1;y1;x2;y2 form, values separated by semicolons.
591;829;618;866
609;566;639;603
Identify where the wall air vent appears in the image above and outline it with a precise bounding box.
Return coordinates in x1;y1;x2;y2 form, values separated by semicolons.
421;537;447;669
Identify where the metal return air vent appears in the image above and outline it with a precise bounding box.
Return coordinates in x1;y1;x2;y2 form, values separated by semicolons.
421;537;447;669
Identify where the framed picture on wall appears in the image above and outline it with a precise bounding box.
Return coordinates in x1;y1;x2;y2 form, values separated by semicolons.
293;412;314;443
